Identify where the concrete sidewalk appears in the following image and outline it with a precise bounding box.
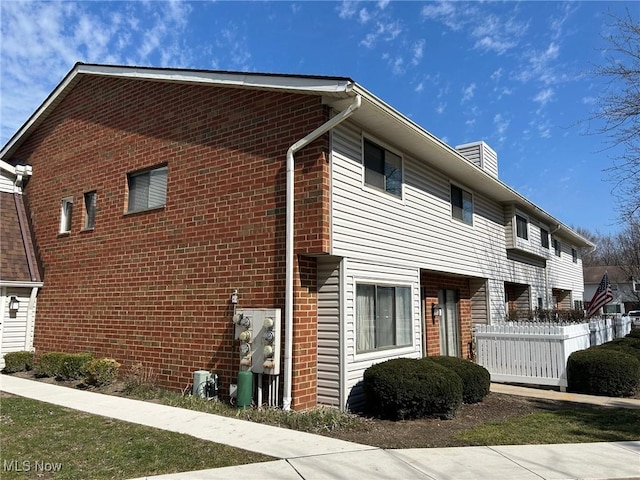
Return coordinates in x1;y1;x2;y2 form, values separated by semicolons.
2;375;639;480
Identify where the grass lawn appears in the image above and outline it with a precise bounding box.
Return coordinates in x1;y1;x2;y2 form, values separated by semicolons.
0;396;272;480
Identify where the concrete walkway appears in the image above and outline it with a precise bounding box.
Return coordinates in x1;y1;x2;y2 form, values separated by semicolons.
2;375;639;479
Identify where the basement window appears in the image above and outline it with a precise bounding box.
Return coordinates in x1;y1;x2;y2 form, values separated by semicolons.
127;165;167;213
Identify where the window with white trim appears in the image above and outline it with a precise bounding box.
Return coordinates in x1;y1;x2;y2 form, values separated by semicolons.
356;284;412;353
83;191;96;230
363;139;402;197
515;213;528;240
59;197;73;234
553;238;561;257
451;184;473;225
127;166;167;213
540;226;550;249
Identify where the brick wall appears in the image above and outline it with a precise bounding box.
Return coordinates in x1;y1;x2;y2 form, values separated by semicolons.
14;75;330;407
421;272;473;360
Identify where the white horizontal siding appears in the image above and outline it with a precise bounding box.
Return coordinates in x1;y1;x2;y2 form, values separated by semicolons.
1;288;36;369
344;259;421;410
0;171;15;193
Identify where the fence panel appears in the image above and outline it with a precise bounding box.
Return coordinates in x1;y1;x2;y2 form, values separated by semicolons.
474;322;591;390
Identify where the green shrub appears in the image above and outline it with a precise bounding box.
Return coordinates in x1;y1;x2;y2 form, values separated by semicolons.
60;353;94;380
36;352;66;377
567;349;640;397
596;337;640;362
2;351;34;373
423;356;491;404
36;352;93;380
363;357;463;420
85;358;121;386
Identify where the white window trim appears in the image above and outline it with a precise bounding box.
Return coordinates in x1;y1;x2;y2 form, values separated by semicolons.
361;135;405;201
353;279;416;361
539;223;550;249
450;182;474;226
59;197;73;234
514;210;530;243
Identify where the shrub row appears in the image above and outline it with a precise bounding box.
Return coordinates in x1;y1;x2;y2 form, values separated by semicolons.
363;356;490;421
3;351;121;386
567;332;640;397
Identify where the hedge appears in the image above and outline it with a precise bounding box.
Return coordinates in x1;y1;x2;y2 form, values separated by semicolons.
423;356;491;404
567;348;640;397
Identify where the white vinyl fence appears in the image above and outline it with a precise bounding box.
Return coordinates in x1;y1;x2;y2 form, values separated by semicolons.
474;316;632;390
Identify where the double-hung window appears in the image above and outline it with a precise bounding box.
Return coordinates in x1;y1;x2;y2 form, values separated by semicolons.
363;139;402;198
356;284;412;353
127;165;167;213
515;213;529;240
553;238;561;257
59;197;73;234
83;191;97;230
540;227;550;249
451;184;473;224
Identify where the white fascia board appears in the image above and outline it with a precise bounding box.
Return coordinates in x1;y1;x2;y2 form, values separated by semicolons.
350;83;594;249
0;159;16;175
77;64;354;95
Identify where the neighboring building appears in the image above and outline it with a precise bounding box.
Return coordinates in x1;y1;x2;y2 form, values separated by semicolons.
0;160;42;369
584;266;640;315
0;64;593;410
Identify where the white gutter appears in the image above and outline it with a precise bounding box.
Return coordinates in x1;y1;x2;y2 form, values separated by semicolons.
282;94;361;411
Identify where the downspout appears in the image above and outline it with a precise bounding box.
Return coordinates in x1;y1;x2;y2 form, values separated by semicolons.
283;94;361;411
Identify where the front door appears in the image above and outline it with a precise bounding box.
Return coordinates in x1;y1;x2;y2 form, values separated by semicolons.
438;289;460;357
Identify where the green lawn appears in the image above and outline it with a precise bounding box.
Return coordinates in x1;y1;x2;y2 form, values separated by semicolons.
457;406;640;446
0;396;272;480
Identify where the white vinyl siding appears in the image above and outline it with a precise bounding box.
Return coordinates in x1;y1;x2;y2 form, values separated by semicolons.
127;166;167;212
317;257;341;408
0;288;36;369
344;259;421;411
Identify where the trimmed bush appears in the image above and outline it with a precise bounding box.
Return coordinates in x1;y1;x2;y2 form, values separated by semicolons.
423;356;491;404
2;351;34;373
36;352;66;377
363;358;463;420
596;337;640;362
36;352;94;380
85;358;121;386
567;348;640;397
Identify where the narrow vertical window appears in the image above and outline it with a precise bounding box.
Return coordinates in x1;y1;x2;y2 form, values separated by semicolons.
59;197;73;234
83;191;97;230
572;248;578;263
553;238;561;257
451;184;473;224
515;214;528;240
540;227;550;249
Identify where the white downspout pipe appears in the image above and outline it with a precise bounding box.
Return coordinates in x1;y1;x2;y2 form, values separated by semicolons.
282;94;361;411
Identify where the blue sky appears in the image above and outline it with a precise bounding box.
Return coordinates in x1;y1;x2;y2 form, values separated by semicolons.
1;1;636;235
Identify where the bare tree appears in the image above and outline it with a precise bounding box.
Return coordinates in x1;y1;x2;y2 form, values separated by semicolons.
611;220;640;304
589;9;640;221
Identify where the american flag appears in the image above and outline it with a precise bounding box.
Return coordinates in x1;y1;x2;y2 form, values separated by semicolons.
586;272;614;318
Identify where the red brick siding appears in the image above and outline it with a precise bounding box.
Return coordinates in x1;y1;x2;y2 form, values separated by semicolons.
421;273;473;360
14;75;329;407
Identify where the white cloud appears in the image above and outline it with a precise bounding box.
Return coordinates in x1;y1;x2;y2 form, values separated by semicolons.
359;19;402;48
412;39;425;66
377;0;390;10
436;102;446;114
534;88;554;106
490;68;503;82
493;113;510;142
359;8;371;24
462;83;476;103
338;1;358;19
415;82;424;93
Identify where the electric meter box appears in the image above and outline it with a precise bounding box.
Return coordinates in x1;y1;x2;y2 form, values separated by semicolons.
234;308;281;375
